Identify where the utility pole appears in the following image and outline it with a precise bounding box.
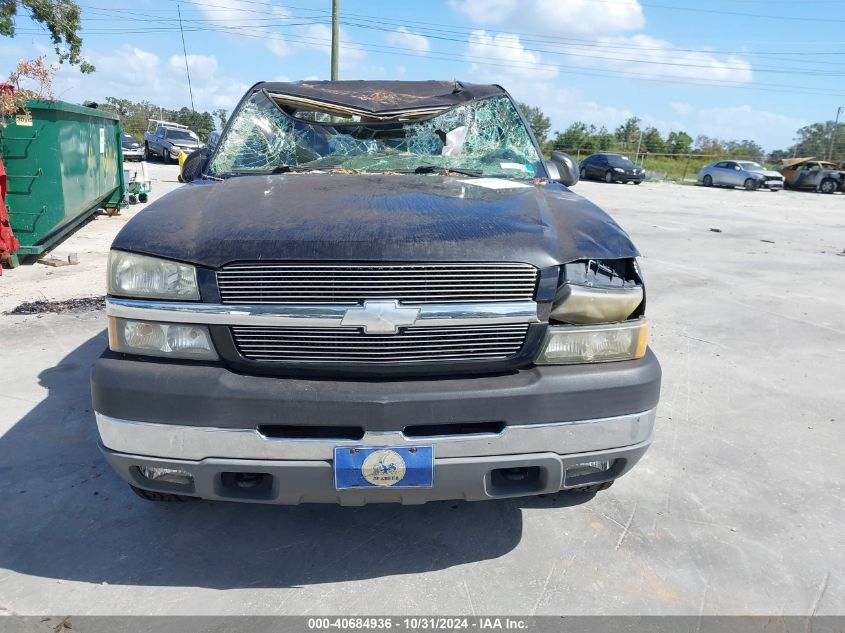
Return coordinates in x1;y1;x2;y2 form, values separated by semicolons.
827;106;843;161
331;0;339;81
178;4;196;111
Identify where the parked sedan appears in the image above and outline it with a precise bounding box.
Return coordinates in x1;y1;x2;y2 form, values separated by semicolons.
121;132;143;161
698;160;783;191
579;153;645;184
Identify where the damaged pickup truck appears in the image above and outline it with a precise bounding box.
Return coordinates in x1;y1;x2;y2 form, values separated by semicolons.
91;80;661;505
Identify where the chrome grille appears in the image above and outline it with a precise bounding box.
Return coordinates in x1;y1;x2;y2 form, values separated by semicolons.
231;324;530;363
217;263;538;304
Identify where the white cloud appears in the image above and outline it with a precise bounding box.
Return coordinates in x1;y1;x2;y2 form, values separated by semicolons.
266;38;291;58
452;0;644;35
671;101;693;115
385;27;430;54
566;34;753;83
51;45;249;113
465;30;557;82
294;23;366;70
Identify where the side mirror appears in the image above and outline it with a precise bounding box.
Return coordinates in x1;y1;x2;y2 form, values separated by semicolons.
545;151;579;187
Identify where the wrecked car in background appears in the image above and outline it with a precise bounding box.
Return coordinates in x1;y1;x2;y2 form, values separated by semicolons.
92;80;660;505
698;160;784;191
779;157;845;194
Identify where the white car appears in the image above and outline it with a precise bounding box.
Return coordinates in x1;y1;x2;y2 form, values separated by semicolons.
698;160;784;191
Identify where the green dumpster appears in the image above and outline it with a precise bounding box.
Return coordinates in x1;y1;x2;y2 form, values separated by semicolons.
0;100;125;261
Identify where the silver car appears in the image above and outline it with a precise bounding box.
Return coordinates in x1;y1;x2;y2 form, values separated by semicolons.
698;160;784;191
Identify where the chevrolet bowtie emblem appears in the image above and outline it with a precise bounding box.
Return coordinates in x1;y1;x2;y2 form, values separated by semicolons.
340;300;421;334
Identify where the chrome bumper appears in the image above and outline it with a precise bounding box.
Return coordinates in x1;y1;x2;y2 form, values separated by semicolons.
95;409;655;461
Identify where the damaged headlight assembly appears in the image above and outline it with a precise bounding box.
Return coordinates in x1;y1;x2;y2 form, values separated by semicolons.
536;258;649;365
107;250;217;360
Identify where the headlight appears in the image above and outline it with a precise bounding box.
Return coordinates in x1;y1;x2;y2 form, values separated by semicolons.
551;283;643;324
108;251;199;300
614;167;624;172
108;317;218;360
535;320;649;365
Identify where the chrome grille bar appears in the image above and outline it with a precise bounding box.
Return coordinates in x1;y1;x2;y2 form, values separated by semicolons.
231;324;530;363
217;262;538;304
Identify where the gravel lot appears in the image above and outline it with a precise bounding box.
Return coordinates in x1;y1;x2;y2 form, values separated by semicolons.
0;163;843;615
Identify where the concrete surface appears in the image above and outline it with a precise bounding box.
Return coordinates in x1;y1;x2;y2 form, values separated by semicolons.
0;167;843;615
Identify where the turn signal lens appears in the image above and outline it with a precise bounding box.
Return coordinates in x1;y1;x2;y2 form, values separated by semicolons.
535;319;649;365
109;317;218;360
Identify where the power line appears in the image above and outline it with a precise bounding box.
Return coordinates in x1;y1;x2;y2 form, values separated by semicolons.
177;4;196;111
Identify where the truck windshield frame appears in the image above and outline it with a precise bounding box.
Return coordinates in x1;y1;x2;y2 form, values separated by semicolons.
205;89;544;180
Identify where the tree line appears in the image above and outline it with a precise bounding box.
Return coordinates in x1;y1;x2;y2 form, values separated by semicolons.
519;104;845;163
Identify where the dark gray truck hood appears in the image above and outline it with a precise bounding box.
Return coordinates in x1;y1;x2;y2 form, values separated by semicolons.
112;174;638;269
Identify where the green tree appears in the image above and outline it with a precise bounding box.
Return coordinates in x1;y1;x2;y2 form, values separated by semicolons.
725;139;764;161
517;102;551;145
792;121;845;159
0;0;93;72
695;135;724;155
641;127;664;153
595;126;614;151
553;121;591;150
665;131;693;154
614;116;641;148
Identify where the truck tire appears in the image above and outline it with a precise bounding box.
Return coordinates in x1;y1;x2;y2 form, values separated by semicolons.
568;481;614;494
162;150;170;165
130;485;197;503
820;178;837;194
143;144;150;161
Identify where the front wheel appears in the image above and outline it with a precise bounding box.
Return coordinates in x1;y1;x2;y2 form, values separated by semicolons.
604;171;614;183
703;174;713;187
142;144;150;161
744;178;758;191
820;178;837;194
162;150;170;164
580;166;587;180
633;180;642;185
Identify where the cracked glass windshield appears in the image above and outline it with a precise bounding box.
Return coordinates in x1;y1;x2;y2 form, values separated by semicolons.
206;90;542;179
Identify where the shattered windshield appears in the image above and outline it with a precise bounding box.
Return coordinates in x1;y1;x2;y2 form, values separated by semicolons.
206;90;542;179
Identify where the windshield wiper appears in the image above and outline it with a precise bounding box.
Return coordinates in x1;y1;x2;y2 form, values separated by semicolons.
409;165;483;177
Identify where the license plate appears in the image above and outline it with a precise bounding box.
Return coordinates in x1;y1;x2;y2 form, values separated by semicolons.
334;446;434;490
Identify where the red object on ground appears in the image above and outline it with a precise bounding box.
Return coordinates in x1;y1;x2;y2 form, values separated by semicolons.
0;155;21;274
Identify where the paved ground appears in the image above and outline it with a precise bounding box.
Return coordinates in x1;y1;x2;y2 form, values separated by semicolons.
0;165;843;615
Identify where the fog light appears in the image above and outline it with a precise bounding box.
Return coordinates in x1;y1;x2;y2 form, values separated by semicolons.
567;460;612;479
138;466;194;486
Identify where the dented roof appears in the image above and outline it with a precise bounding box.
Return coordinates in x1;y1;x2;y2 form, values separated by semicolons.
253;80;507;118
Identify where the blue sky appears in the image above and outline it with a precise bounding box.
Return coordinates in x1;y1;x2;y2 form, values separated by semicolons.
2;0;844;150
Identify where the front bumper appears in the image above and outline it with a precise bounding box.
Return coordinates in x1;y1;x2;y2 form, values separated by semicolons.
122;148;143;160
91;350;660;504
101;438;652;505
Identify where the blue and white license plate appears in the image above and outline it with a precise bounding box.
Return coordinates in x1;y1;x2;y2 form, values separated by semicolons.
334;446;434;490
